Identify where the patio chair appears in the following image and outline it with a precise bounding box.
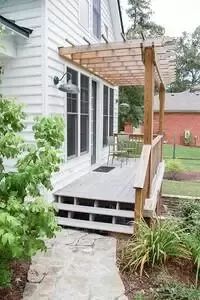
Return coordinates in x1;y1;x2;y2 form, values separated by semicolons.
107;136;128;167
118;134;137;162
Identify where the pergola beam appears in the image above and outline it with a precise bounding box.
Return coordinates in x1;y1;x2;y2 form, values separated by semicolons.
59;39;166;55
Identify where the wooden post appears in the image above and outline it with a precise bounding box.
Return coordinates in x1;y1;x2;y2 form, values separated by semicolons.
159;83;165;135
143;47;154;145
158;83;165;162
143;47;154;197
134;188;143;231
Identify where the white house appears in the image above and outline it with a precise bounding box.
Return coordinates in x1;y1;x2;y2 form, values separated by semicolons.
0;0;124;192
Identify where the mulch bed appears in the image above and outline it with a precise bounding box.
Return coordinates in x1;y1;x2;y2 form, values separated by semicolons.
164;171;200;181
117;240;198;300
0;261;30;300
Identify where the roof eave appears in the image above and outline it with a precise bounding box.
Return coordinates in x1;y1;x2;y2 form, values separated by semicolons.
0;15;33;38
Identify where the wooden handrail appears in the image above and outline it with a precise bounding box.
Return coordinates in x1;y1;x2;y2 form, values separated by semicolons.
134;145;151;189
152;135;163;147
134;135;163;224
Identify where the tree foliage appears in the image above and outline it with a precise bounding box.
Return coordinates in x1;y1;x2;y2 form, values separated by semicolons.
126;0;165;39
168;26;200;92
0;96;64;286
119;0;164;130
119;86;144;130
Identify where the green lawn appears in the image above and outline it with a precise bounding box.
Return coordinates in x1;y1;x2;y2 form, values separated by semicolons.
163;144;200;172
163;180;200;197
163;144;200;159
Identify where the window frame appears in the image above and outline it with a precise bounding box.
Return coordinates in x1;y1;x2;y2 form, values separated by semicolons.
79;0;90;31
66;67;79;159
93;0;101;39
109;88;114;136
80;73;90;154
103;85;109;147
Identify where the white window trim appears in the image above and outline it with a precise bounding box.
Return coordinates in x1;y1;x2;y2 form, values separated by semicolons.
78;0;90;32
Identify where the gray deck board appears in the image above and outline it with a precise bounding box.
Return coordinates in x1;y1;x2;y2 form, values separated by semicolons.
55;159;138;203
58;217;134;234
56;203;134;218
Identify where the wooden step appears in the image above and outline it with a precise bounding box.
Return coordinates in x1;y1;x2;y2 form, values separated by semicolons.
57;217;134;234
56;203;134;219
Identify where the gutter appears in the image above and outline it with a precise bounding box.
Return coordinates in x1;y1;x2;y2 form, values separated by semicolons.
117;0;125;35
0;15;33;38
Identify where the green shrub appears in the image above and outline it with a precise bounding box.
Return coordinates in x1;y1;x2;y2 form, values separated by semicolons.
179;200;200;235
0;97;64;286
154;283;200;299
134;292;145;300
182;233;200;286
119;219;189;276
165;159;184;180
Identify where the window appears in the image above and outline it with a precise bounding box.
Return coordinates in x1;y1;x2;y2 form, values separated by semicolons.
103;85;109;146
93;0;101;39
109;88;114;136
79;0;89;29
80;74;89;153
67;67;78;158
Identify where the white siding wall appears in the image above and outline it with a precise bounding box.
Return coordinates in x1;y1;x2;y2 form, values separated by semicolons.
0;0;43;144
47;0;119;192
0;0;120;192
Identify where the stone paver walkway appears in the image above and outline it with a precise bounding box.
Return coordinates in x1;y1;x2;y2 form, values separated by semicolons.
23;229;127;300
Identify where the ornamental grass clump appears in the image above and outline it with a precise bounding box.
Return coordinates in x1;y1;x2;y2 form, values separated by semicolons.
119;219;190;276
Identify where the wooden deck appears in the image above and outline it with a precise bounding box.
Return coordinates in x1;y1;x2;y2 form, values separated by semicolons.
56;159;138;204
54;158;164;234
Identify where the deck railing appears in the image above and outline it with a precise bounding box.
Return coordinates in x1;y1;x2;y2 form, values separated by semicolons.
151;135;163;183
134;135;163;223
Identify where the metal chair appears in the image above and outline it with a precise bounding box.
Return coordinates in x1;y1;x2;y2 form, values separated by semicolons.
107;136;128;167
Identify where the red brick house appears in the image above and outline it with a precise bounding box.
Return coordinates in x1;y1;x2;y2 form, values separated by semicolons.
154;91;200;145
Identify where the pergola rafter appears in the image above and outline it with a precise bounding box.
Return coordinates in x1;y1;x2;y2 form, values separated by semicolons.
59;38;176;87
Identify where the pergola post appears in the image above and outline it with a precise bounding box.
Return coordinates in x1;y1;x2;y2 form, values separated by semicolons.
143;47;154;145
143;47;154;198
158;83;165;135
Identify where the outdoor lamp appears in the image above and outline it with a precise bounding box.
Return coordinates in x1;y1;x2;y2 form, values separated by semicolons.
53;72;80;94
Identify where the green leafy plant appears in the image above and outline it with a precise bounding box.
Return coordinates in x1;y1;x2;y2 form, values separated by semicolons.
179;200;200;234
182;234;200;286
178;200;200;285
165;159;184;180
184;130;193;146
119;219;189;276
134;292;145;300
0;96;64;286
154;283;200;299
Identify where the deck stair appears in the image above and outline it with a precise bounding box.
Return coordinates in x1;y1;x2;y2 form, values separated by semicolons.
55;195;134;234
54;152;165;234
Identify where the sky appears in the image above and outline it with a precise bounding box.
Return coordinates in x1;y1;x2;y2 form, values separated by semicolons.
120;0;200;37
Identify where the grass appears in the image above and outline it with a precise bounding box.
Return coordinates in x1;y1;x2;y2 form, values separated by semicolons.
163;180;200;197
163;144;200;172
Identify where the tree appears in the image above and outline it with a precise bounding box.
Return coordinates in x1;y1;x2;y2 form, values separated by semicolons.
168;26;200;93
119;0;164;130
126;0;165;39
119;86;144;130
0;97;64;286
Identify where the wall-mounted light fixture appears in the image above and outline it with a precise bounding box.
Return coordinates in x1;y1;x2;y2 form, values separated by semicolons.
54;72;79;94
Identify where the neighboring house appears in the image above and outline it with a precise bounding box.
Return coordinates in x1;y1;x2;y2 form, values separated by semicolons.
0;0;123;193
154;91;200;145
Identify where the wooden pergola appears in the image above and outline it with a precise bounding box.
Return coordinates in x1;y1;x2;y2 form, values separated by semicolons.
59;38;176;223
